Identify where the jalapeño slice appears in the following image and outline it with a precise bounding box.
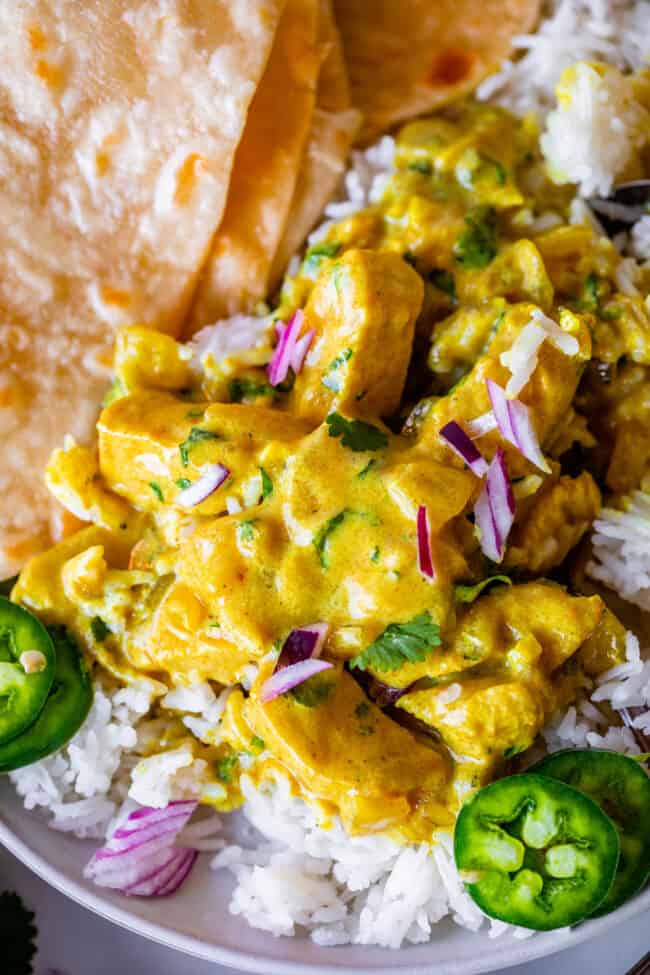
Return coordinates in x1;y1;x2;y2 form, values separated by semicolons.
0;597;55;746
532;749;650;916
454;773;619;930
0;627;93;773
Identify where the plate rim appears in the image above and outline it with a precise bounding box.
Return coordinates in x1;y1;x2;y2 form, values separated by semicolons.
2;809;649;975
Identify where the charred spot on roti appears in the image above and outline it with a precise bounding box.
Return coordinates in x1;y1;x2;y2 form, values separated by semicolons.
428;49;476;88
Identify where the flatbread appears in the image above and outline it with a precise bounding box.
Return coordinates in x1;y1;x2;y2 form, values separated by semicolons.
186;0;322;330
269;0;361;287
0;0;283;576
333;0;541;143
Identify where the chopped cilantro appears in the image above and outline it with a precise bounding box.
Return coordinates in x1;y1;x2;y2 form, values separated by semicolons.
322;347;353;392
216;753;238;782
326;412;388;452
176;478;192;490
228;377;273;403
454;575;511;604
179;427;220;466
314;510;350;569
454;206;498;269
249;735;265;753
578;272;600;313
102;376;127;407
289;672;335;708
429;268;456;299
90;617;111;642
408;160;432;175
328;348;353;370
350;612;441;673
185;409;205;419
303;241;341;276
148;481;164;502
260;467;273;499
480;154;507;186
0;890;38;975
238;519;258;542
208;617;220;628
503;744;526;759
370;546;380;564
357;458;377;479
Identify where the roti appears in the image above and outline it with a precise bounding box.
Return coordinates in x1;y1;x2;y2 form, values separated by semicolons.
0;0;283;577
332;0;541;143
269;0;362;287
186;0;322;330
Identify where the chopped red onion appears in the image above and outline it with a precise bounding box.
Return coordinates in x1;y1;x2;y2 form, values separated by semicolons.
84;801;198;897
439;421;488;477
176;464;229;507
260;658;333;703
276;623;330;671
290;328;315;374
416;504;435;581
487;380;550;473
268;309;305;386
465;411;497;439
474;449;515;563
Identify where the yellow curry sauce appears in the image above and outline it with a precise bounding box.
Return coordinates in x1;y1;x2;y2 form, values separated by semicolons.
13;99;650;843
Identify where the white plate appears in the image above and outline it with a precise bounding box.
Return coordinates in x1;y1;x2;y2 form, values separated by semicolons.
1;780;648;975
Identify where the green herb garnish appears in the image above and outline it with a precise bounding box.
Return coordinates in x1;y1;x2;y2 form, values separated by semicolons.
216;753;238;783
357;458;377;479
314;510;350;569
238;519;258;542
480;155;507;186
350;612;441;673
260;467;273;499
326;412;388;452
408;160;432;175
289;673;335;708
148;481;164;502
102;377;127;407
90;617;111;642
454;575;511;604
249;735;265;754
370;546;380;564
303;241;341;276
454;206;498;269
176;478;192;490
185;409;205;419
179;427;220;466
322;347;353;392
578;272;600;314
228;377;273;403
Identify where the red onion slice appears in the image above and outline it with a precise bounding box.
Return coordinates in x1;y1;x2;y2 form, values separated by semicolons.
290;328;315;374
260;658;333;703
268;309;304;386
439;421;488;477
276;624;330;671
474;449;515;563
487;380;550;473
84;801;198;897
416;504;435;581
465;411;497;439
176;464;229;507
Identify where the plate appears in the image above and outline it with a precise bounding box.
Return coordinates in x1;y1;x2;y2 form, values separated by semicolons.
1;781;648;975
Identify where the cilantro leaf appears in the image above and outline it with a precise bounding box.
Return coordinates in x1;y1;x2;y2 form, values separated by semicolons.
238;519;258;542
249;735;265;753
303;241;341;277
289;672;336;708
90;617;111;642
454;575;511;604
102;376;127;407
216;752;238;783
259;467;273;499
228;377;273;403
350;612;441;673
148;481;164;502
326;412;388;452
408;160;432;175
175;478;192;490
322;348;353;392
0;891;37;975
314;510;350;569
179;427;220;466
454;206;498;269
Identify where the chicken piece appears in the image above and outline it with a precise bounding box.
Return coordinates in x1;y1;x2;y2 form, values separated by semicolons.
98;389;311;515
455;240;554;312
504;472;601;575
290;248;423;423
246;666;449;833
399;676;545;783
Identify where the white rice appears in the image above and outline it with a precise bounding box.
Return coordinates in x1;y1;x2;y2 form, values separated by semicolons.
7;0;650;950
476;0;650;117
